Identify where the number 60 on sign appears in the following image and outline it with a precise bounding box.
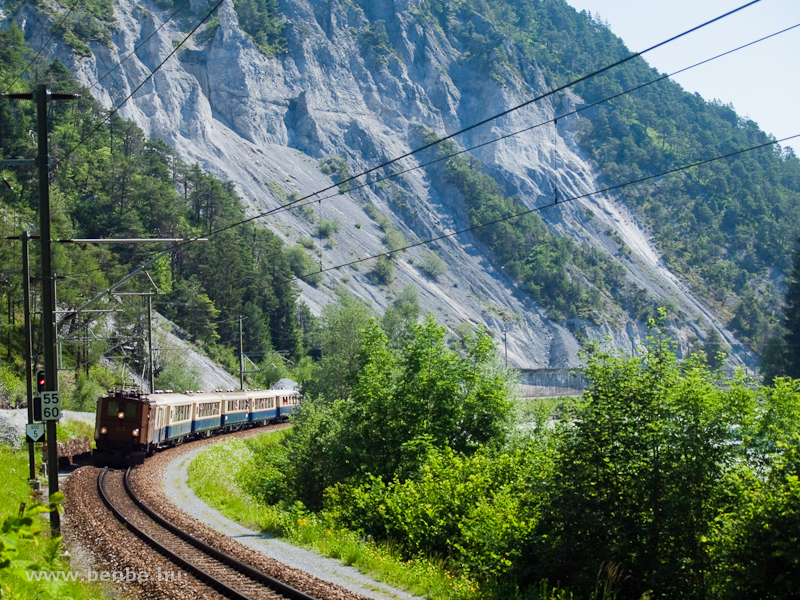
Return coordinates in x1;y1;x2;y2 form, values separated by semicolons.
41;391;62;421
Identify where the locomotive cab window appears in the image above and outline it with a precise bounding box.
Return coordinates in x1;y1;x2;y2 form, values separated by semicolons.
106;401;137;418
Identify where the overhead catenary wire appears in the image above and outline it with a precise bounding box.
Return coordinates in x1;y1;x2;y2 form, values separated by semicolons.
40;0;787;304
296;134;800;281
278;0;764;205
50;0;762;219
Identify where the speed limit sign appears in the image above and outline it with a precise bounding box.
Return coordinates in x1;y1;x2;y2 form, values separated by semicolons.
41;391;62;421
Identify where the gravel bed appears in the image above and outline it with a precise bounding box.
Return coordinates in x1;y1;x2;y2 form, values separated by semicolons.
101;469;283;600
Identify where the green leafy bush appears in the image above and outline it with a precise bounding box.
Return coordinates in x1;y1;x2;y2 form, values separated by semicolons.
419;250;446;281
285;315;516;509
317;219;340;239
369;255;395;285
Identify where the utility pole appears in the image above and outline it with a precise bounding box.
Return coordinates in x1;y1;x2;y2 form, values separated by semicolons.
239;315;244;390
4;85;79;533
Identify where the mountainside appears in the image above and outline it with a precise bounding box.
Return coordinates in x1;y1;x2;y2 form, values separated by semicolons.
6;0;800;368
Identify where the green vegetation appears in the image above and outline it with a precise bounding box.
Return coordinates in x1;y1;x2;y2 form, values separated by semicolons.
319;157;351;192
303;294;374;401
364;202;392;231
382;226;406;253
188;307;800;600
232;0;286;56
316;218;340;239
285;245;323;286
286;314;516;508
188;433;477;599
0;28;303;397
0;446;107;599
382;284;420;348
368;255;394;285
762;241;800;381
419;249;447;281
358;20;399;69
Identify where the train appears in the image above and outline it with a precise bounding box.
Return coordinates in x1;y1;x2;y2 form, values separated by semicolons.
93;385;301;465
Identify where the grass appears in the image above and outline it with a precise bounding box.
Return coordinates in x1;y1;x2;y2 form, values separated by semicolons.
0;444;111;599
56;417;95;443
187;432;479;600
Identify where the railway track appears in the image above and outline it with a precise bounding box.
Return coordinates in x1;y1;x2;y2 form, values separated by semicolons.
97;466;318;600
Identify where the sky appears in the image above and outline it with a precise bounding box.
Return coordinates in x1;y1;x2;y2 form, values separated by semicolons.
563;0;800;155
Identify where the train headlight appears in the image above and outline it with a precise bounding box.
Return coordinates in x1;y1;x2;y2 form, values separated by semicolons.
132;428;140;437
118;411;125;419
100;427;108;435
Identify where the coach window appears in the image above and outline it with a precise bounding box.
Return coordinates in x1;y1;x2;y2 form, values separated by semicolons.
172;405;190;421
198;403;220;417
106;401;119;416
125;403;137;418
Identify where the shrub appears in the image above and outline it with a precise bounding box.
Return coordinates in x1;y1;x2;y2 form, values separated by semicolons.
317;219;340;238
383;227;406;253
419;250;446;281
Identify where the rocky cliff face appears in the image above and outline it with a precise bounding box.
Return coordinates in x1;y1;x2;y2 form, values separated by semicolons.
7;0;753;367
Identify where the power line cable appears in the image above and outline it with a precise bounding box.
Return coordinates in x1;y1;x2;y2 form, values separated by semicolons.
2;0;84;94
45;0;778;296
49;0;763;227
205;17;800;231
55;9;789;295
159;0;765;247
299;0;763;201
297;134;800;280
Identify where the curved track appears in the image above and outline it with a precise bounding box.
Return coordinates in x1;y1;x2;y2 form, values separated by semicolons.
97;466;318;600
